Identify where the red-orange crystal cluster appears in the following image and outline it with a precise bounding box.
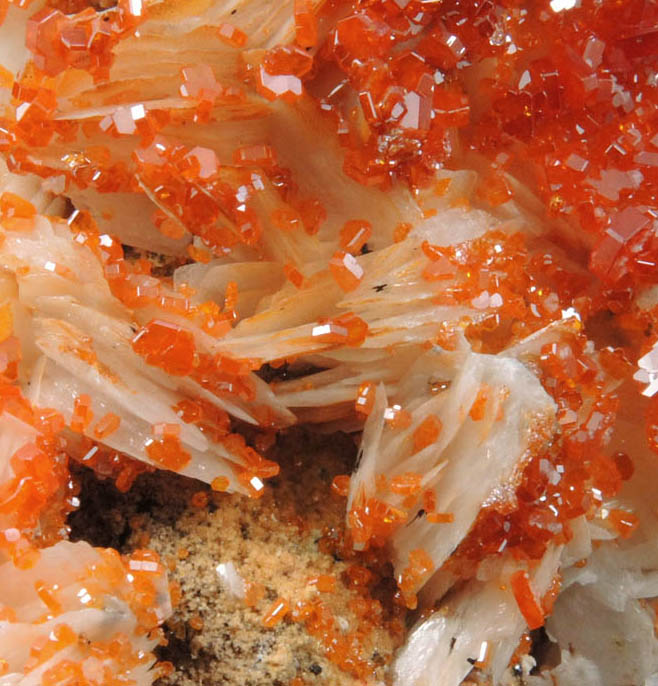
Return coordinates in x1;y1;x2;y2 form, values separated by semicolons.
0;0;656;681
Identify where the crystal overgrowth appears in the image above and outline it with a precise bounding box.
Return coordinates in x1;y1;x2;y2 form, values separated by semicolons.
0;0;657;685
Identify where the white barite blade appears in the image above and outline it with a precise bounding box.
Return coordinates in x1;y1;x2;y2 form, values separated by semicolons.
394;547;561;686
393;354;555;577
0;540;171;686
0;214;292;491
347;346;555;587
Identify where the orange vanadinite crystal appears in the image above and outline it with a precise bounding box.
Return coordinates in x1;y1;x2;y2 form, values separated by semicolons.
293;0;317;48
24;623;77;672
153;213;186;240
309;575;336;593
258;66;302;103
244;581;266;607
93;412;121;439
196;398;232;438
398;549;434;609
145;424;191;471
190;490;209;508
70;394;94;433
263;45;313;78
390;473;422;497
233;144;277;168
0;303;12;342
298;198;326;235
132;319;196;376
272;207;303;232
231;466;265;499
433;178;451;196
211;476;230;492
340;220;372;255
153;661;176;679
223;433;279;480
469;386;489;421
384;404;412;430
0;604;16;622
413;415;441;453
354;382;375;416
174;398;202;423
331;474;350;497
422;489;436;514
511;570;544;631
421;245;457;282
329;251;364;292
345;564;373;588
311;313;368;348
348;492;407;549
393;223;412;243
284;263;305;289
478;171;513;207
262;597;290;628
0;440;69;533
0;531;40;571
606;509;640;539
223;282;239;318
22;0;145;85
41;659;86;686
216;22;247;48
0;191;35;230
179;64;222;103
35;579;62;615
427;512;454;524
33;407;66;437
421;241;447;262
